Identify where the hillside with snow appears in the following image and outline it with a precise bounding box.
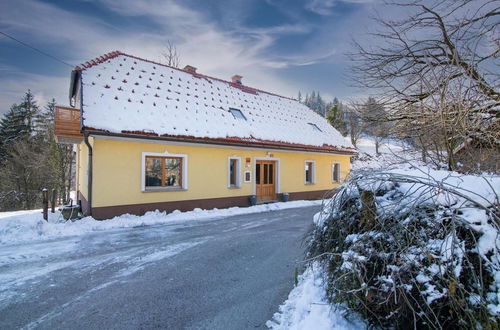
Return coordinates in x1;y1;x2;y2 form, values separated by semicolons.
269;138;499;329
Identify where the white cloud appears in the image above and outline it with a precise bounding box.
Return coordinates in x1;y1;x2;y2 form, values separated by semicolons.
0;0;327;106
305;0;337;15
0;0;372;114
0;72;68;114
305;0;375;16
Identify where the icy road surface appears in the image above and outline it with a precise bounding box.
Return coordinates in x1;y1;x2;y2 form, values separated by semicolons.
0;205;318;329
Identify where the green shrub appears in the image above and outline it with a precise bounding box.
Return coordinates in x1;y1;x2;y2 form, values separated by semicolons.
307;170;499;329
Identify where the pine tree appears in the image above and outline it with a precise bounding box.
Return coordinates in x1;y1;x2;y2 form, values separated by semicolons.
0;92;75;210
0;91;39;157
327;104;347;136
362;97;390;154
37;100;74;203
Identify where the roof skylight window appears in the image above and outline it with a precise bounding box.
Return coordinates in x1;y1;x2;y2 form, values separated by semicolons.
308;123;322;132
229;108;247;120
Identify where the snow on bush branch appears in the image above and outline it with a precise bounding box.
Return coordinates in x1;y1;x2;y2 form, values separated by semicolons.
308;167;499;329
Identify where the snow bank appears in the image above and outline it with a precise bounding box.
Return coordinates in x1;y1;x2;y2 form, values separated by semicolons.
267;265;365;330
0;200;321;246
351;137;422;171
308;164;500;327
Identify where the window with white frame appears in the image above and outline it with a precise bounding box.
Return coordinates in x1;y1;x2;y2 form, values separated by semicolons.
304;161;315;184
142;152;187;191
244;170;251;183
228;157;241;188
332;162;341;183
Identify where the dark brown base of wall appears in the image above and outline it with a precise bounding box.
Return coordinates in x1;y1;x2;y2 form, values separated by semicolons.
90;189;332;220
77;191;89;214
288;189;335;201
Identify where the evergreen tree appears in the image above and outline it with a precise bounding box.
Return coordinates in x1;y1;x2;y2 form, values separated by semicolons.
36;100;74;203
0;92;75;210
326;104;347;136
362;97;390;154
0;91;39;157
302;91;328;117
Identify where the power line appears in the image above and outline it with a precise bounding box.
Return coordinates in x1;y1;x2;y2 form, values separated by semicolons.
0;30;75;68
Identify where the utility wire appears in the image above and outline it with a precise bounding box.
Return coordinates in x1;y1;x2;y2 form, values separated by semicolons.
0;30;75;68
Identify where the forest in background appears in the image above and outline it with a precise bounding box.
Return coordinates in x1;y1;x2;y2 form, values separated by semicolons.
0;91;73;211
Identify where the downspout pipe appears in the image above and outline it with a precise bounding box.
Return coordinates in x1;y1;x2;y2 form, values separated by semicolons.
83;132;93;216
78;70;93;216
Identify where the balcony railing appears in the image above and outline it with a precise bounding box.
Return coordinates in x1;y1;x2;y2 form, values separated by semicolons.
55;106;83;144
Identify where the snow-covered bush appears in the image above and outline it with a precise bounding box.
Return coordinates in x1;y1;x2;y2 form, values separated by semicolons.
308;168;499;329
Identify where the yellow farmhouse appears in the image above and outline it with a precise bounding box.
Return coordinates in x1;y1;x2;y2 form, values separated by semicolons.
55;51;356;220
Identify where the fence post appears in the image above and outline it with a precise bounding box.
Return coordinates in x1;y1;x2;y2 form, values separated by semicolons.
51;189;56;213
42;189;48;221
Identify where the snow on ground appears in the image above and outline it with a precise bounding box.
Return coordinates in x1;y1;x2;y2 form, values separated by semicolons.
0;200;321;246
270;137;500;328
352;137;421;170
267;264;366;330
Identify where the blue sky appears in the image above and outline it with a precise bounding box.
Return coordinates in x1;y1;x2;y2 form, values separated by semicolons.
0;0;378;114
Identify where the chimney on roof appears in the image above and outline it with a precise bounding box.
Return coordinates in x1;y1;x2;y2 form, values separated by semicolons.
232;75;243;85
183;65;197;73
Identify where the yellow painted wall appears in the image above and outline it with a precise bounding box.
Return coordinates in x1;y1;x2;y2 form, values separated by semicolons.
76;138;91;200
90;138;351;207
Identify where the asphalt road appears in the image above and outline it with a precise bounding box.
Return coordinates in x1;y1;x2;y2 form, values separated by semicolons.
0;205;319;330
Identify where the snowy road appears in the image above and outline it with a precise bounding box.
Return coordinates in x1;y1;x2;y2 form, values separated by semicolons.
0;205;318;329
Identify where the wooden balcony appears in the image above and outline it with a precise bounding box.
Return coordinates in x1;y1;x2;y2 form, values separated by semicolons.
55;106;83;144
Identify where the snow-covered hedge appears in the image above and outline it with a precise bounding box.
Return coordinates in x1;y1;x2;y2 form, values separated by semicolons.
308;167;499;329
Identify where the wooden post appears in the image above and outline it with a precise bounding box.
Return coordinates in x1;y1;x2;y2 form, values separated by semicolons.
51;189;56;213
42;189;48;221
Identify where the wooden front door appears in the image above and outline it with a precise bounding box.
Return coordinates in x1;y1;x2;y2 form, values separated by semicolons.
256;160;276;200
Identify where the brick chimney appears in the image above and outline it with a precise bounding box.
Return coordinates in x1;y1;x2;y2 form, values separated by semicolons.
231;75;243;85
183;65;197;73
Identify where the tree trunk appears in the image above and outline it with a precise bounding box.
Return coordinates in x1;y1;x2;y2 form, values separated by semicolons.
359;188;376;230
417;135;427;163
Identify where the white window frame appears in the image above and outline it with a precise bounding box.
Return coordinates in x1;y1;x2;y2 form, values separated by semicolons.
332;162;341;183
141;151;188;192
227;156;241;188
244;170;251;183
304;160;316;185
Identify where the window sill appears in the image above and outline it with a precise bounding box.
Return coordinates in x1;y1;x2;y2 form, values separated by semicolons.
304;182;315;185
143;187;187;192
228;185;241;189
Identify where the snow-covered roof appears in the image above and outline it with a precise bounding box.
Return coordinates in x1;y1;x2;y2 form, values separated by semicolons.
78;51;355;153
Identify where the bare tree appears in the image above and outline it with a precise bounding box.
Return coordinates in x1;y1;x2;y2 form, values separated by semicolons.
0;140;50;210
360;97;390;155
349;0;499;170
161;40;180;67
344;100;365;147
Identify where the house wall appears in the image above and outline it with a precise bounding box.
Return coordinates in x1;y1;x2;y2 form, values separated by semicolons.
87;137;351;219
76;138;91;212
